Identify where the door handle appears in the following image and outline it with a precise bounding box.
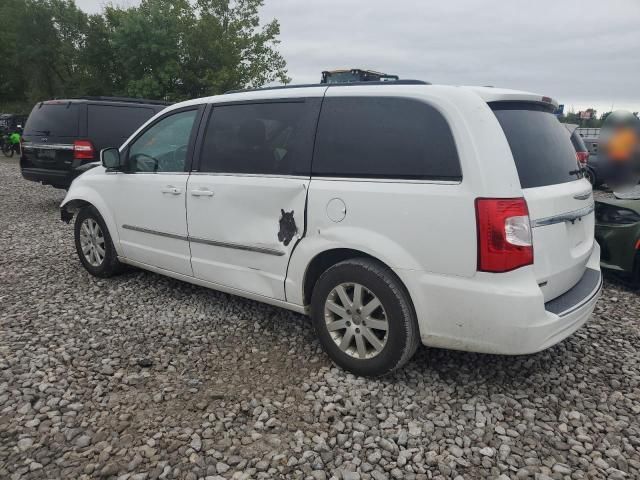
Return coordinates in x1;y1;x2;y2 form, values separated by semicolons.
161;186;182;195
191;189;214;197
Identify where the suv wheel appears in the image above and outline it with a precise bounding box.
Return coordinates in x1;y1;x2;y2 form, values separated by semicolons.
584;168;596;187
311;258;420;376
74;206;123;277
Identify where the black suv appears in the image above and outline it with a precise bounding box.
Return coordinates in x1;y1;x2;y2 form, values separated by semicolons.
20;97;169;189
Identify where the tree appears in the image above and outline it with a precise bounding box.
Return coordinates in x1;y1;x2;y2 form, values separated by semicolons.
77;14;118;96
19;0;88;99
185;0;290;94
0;0;289;112
103;0;289;100
0;0;29;111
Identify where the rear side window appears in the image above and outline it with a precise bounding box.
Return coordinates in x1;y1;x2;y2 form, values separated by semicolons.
88;105;156;147
313;97;461;180
491;102;582;188
24;103;80;137
198;100;320;175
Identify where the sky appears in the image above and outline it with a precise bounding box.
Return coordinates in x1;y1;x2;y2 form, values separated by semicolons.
75;0;640;114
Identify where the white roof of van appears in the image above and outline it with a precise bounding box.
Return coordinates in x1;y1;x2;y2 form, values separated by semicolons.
165;83;558;112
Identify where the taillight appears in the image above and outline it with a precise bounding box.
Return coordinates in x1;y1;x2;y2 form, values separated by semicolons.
73;140;94;160
475;198;533;273
576;151;589;165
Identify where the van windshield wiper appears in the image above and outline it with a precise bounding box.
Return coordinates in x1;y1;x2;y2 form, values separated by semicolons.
33;130;51;135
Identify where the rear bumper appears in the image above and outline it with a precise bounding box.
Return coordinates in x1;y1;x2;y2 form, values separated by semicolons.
396;242;602;355
21;167;72;188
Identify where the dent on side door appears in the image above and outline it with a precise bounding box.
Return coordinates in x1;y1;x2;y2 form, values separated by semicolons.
191;178;308;251
187;176;309;300
276;185;307;249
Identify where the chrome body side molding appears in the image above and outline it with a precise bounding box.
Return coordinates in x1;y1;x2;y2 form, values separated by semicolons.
188;237;285;256
122;224;187;241
122;224;285;256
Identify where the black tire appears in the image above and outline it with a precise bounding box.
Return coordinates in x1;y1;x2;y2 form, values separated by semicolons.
2;144;14;157
310;258;420;377
584;168;596;187
74;206;123;278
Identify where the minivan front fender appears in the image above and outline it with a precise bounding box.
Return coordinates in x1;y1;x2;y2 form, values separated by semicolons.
60;184;123;256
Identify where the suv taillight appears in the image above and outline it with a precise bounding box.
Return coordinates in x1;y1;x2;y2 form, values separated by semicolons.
73;140;94;160
576;151;589;165
475;198;533;273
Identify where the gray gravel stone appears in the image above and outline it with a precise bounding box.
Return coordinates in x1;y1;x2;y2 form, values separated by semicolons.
1;157;639;479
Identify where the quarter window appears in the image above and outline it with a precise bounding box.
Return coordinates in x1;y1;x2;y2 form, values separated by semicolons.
313;97;461;180
198;101;319;175
128;109;197;173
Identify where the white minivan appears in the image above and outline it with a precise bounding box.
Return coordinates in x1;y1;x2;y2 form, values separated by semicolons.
61;81;602;376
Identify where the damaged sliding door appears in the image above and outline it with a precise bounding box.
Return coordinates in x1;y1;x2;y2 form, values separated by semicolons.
186;95;323;300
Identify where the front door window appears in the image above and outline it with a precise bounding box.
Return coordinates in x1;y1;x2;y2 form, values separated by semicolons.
128;110;198;173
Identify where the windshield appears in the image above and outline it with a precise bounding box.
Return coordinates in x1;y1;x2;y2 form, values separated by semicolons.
491;102;582;188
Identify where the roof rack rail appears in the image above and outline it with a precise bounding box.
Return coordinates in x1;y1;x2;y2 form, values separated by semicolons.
225;79;430;95
74;96;173;106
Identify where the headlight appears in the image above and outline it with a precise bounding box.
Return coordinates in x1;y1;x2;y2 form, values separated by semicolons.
595;203;640;224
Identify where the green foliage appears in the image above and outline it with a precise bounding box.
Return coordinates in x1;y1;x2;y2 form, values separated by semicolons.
0;0;289;113
559;108;608;128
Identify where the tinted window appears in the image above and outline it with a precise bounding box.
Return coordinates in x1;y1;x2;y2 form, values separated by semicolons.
24;103;80;137
128;110;197;173
313;97;461;180
199;100;320;175
88;105;156;148
491;103;582;188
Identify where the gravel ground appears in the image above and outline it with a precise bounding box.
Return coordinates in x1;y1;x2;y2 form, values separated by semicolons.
1;157;639;480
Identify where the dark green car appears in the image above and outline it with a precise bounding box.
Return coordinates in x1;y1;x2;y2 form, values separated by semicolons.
595;193;640;284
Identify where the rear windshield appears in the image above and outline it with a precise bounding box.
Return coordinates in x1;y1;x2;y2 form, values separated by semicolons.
24;103;80;137
491;102;582;188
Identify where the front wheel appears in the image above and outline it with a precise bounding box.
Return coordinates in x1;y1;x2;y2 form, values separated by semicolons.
74;206;123;277
311;258;420;376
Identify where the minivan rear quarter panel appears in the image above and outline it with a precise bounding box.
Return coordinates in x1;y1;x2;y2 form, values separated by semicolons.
286;86;526;306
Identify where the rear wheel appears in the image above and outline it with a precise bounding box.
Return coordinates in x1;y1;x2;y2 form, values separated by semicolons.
311;258;420;376
74;206;123;277
583;168;596;187
2;143;14;157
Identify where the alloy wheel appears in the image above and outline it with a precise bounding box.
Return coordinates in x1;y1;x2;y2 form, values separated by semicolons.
79;218;106;267
324;282;389;359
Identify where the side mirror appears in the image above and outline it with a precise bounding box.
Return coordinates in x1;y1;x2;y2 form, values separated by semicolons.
101;148;122;170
